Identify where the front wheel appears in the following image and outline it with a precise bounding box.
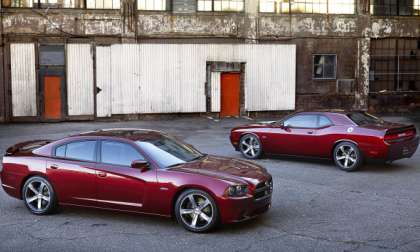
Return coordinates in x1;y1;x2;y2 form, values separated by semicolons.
239;134;263;159
175;189;219;233
22;176;58;215
333;142;362;172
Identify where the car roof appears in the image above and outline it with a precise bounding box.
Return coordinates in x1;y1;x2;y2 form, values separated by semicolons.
73;128;166;141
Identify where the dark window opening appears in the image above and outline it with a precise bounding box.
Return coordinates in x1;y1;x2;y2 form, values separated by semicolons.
313;54;337;80
370;39;420;93
371;0;420;16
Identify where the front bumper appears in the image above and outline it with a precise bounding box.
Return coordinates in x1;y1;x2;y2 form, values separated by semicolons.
218;193;272;224
387;136;419;161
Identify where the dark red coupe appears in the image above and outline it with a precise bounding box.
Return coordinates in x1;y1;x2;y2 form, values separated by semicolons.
230;111;419;171
1;129;272;232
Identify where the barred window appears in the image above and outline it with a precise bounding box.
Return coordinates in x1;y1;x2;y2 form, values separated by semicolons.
198;0;244;12
138;0;167;10
259;0;355;14
371;0;420;16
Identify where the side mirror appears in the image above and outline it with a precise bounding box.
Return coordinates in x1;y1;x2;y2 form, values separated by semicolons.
131;160;150;172
280;123;288;129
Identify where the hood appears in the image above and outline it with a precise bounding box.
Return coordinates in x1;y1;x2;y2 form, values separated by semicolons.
232;121;275;131
169;155;270;186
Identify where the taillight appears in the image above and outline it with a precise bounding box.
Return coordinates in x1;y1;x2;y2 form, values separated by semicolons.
384;129;415;144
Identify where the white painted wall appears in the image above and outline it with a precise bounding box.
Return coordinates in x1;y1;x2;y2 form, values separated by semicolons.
10;43;37;117
96;46;112;117
210;72;221;112
96;43;296;115
66;44;95;116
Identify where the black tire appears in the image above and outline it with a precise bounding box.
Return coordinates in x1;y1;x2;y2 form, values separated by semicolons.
22;176;58;215
239;134;263;159
175;189;219;233
333;142;362;172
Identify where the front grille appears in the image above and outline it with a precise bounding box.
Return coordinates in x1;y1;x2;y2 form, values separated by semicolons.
254;178;273;201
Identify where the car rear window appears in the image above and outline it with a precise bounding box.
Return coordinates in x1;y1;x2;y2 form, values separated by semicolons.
347;112;382;125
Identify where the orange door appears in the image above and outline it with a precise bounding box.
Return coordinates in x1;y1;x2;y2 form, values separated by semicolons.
43;76;62;120
220;73;240;117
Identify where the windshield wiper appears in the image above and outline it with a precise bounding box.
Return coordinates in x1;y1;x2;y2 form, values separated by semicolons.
188;154;207;162
166;163;184;168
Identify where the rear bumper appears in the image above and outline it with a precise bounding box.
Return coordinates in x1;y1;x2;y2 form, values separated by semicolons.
386;136;419;161
218;194;272;224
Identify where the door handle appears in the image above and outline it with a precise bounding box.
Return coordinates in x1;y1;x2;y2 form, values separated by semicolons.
307;131;314;134
49;164;59;169
97;171;107;178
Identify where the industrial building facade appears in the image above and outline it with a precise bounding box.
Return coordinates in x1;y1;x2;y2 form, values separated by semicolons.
0;1;419;122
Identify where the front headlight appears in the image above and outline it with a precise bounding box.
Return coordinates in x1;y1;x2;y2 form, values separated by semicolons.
225;184;249;197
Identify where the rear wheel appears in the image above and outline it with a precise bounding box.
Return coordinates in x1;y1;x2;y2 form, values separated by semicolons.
239;134;262;159
333;142;362;172
22;176;57;215
175;189;218;233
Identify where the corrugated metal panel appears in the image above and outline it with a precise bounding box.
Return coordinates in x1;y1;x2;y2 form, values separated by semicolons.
238;44;296;111
103;44;295;114
96;46;112;117
10;43;37;117
110;44;142;114
67;44;94;116
211;72;221;112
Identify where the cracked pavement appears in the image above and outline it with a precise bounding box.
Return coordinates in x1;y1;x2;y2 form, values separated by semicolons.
0;116;419;252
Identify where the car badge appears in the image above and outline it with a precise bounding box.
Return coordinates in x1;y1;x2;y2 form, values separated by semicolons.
347;127;354;133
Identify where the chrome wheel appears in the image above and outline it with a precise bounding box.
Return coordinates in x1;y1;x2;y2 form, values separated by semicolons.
240;134;261;159
24;179;51;212
179;193;213;230
335;145;358;169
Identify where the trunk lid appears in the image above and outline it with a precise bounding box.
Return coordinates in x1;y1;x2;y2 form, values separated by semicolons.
5;140;51;156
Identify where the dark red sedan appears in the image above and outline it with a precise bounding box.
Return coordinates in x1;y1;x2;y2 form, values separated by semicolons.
230;111;419;171
1;129;272;232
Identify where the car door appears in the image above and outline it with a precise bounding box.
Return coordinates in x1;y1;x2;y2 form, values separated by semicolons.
46;140;98;206
95;140;156;212
312;115;335;157
268;114;319;156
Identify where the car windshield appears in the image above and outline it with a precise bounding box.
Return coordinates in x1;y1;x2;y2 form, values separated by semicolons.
136;136;204;168
347;112;383;125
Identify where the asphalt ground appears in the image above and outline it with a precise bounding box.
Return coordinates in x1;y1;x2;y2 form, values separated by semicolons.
0;115;419;252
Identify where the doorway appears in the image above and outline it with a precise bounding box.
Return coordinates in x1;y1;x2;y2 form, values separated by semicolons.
39;44;66;121
43;76;62;120
220;72;240;117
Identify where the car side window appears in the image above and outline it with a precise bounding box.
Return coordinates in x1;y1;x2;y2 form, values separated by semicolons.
55;145;66;157
65;141;97;162
283;115;318;128
318;115;332;128
101;141;144;167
